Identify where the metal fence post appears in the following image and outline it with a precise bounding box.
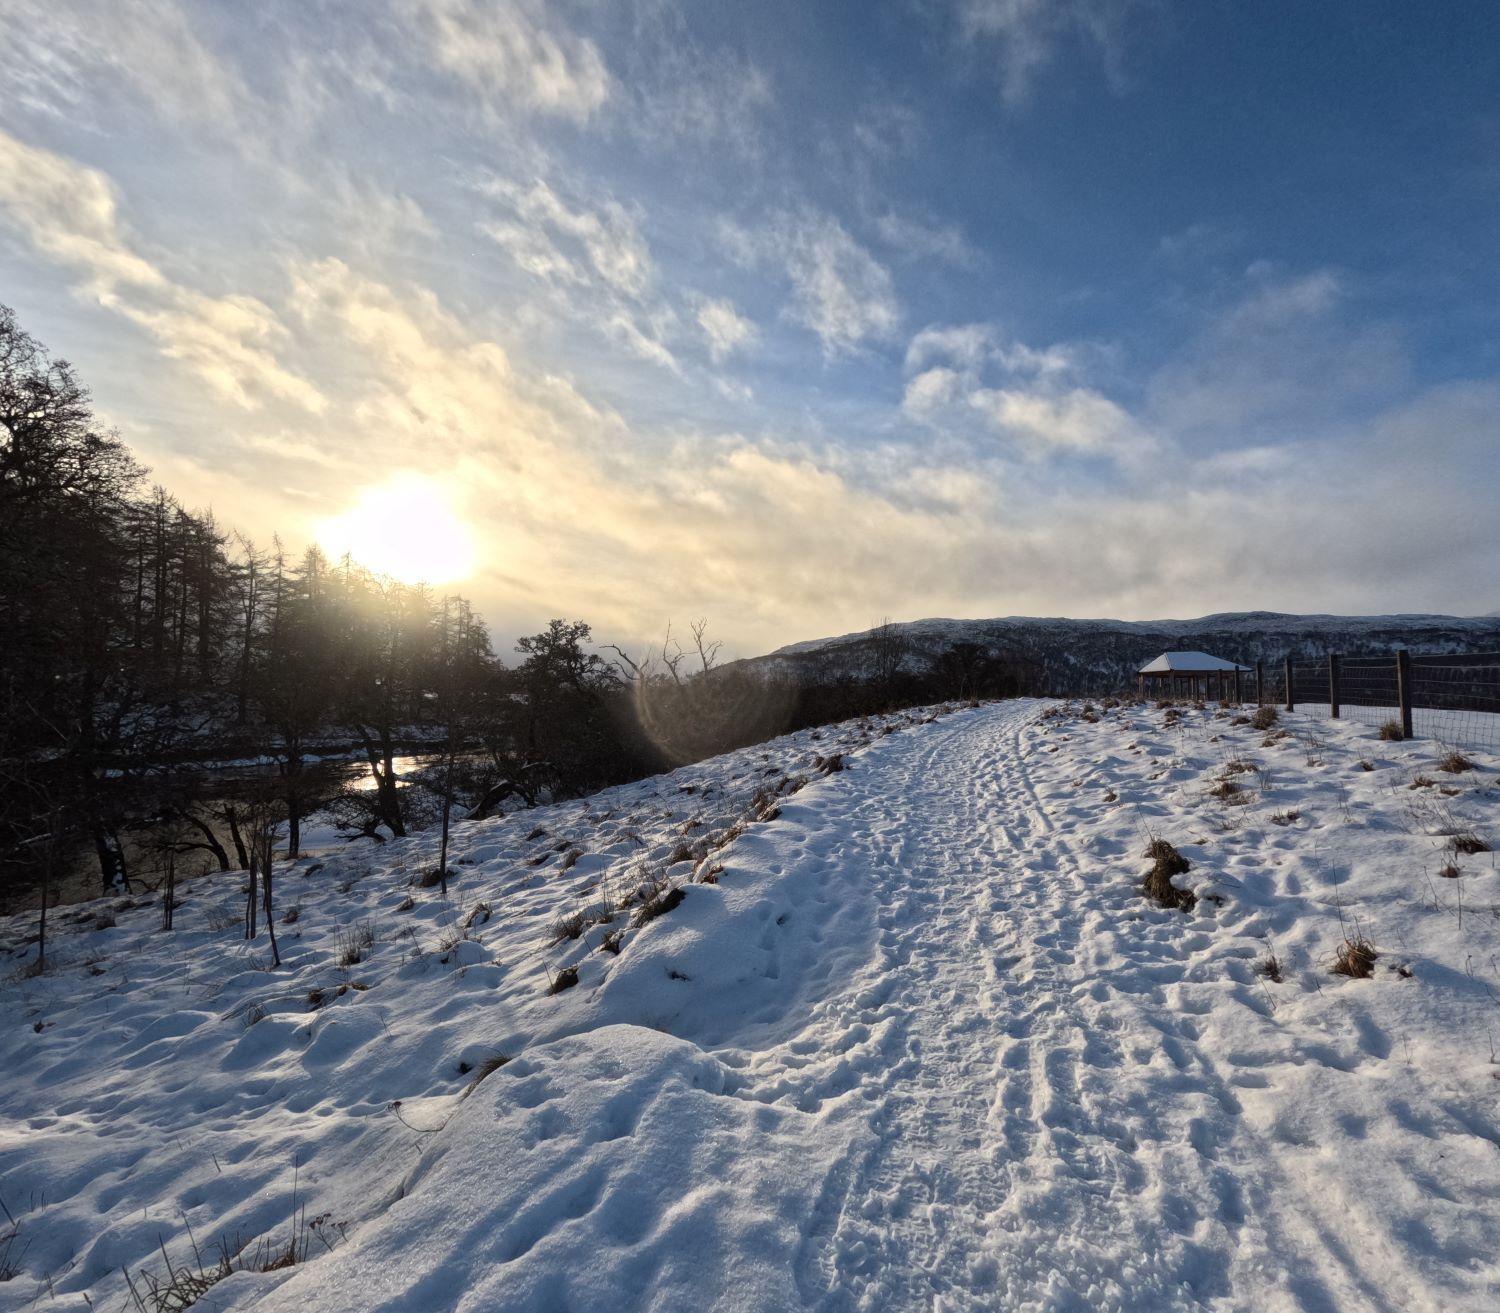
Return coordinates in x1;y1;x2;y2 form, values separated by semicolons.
1329;653;1341;719
1284;656;1294;712
1396;648;1413;739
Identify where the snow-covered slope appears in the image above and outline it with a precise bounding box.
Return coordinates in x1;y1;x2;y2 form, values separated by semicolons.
743;611;1500;694
4;700;1500;1310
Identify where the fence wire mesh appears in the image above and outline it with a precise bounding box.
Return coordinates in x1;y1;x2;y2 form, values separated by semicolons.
1244;651;1500;756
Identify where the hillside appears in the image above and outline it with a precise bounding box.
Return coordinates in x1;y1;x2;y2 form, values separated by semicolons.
4;699;1500;1310
739;611;1500;695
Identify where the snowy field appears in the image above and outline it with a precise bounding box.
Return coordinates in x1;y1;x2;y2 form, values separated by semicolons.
3;699;1500;1310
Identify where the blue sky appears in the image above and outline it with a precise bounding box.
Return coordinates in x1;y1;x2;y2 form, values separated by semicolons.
1;1;1496;651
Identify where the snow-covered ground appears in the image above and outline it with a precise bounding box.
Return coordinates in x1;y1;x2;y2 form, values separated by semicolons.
4;699;1500;1311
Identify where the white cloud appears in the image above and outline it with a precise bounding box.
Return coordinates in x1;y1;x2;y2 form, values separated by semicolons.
874;211;977;266
480;178;653;298
949;0;1144;104
0;0;241;128
725;211;900;356
968;384;1143;456
695;298;758;363
400;0;610;123
0;131;323;412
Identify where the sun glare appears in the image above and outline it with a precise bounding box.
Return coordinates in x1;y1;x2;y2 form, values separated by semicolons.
317;479;478;585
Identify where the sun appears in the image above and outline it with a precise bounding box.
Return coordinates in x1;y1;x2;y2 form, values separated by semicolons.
317;478;478;585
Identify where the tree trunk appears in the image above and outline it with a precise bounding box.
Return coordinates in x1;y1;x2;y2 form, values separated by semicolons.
261;833;280;968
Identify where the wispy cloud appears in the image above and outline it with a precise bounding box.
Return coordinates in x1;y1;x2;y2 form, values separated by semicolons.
724;210;900;356
0;131;322;412
947;0;1146;104
398;0;610;123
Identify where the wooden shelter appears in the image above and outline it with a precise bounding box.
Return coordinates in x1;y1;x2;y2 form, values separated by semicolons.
1137;650;1249;702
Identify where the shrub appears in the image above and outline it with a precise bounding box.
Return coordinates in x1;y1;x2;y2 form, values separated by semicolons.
1331;934;1377;979
1250;706;1277;731
1142;839;1195;911
1378;719;1404;741
1439;751;1475;774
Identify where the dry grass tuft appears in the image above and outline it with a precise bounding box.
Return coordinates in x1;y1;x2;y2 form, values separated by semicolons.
1438;751;1475;774
335;921;375;967
525;825;548;841
462;1052;510;1097
549;909;587;942
1250;706;1278;731
1438;862;1461;879
547;965;579;995
1358;759;1375;771
1378;719;1405;741
632;884;686;928
1331;934;1378;979
1142;839;1196;911
1450;830;1492;856
1256;952;1284;984
1269;809;1301;826
1409;774;1436;790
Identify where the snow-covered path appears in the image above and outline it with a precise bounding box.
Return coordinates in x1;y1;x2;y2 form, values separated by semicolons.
725;703;1262;1310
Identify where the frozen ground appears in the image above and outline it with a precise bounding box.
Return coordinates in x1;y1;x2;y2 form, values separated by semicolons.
3;699;1500;1311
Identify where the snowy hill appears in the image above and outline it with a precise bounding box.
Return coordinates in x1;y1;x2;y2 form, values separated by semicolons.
740;611;1500;694
4;700;1500;1310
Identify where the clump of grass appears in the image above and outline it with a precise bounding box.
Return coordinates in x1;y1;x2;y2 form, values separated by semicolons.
1358;759;1375;771
306;987;326;1011
1256;952;1284;984
1222;758;1257;775
633;883;685;928
547;965;579;995
696;862;724;884
462;1052;510;1097
558;847;584;872
395;894;415;912
814;752;846;774
1331;934;1378;979
1250;706;1277;731
1142;839;1196;911
335;921;375;967
1450;831;1492;856
599;929;624;955
242;1001;267;1028
1269;809;1301;826
1208;777;1248;804
525;825;548;841
281;903;301;926
1409;775;1435;790
1438;862;1461;879
1378;719;1405;742
1438;751;1475;774
463;900;492;930
549;909;587;942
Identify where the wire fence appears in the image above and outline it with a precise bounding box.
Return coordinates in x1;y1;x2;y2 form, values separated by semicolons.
1248;650;1500;756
